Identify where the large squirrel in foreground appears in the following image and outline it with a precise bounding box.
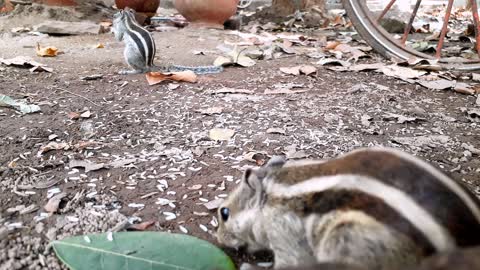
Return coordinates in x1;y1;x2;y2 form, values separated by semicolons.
112;8;223;75
216;147;480;270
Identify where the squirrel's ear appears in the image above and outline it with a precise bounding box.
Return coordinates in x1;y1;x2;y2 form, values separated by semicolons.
265;156;285;169
244;168;265;206
244;168;262;191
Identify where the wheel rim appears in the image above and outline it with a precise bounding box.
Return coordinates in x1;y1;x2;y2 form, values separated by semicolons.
346;0;480;70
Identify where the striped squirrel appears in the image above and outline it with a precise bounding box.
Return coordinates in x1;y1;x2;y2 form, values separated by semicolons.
216;147;480;269
274;246;480;270
112;8;223;75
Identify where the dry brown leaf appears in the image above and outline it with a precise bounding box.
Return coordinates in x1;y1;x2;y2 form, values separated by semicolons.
325;41;341;50
417;79;456;90
44;193;67;213
381;65;427;80
280;66;300;76
95;43;105;49
454;83;476;95
37;142;69;157
68;112;80;120
36;43;58;57
126;221;155;231
299;65;317;75
334;44;366;60
146;71;197;85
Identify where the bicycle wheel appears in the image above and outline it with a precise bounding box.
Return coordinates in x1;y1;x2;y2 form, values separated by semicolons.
343;0;480;71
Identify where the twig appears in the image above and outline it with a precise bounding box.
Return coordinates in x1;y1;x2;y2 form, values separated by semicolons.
12;173;29;197
55;87;100;107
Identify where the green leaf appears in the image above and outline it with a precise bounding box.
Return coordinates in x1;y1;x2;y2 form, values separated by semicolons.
52;232;236;270
0;94;41;114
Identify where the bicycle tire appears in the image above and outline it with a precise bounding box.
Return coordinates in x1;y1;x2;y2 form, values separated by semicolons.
342;0;480;71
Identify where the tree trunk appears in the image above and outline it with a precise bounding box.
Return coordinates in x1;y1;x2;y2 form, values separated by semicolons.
271;0;325;16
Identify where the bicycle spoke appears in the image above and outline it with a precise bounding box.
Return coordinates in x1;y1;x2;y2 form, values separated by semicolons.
470;0;480;57
377;0;397;22
401;0;422;45
435;0;455;59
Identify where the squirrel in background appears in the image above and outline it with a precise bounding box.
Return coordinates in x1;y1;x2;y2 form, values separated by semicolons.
111;8;223;75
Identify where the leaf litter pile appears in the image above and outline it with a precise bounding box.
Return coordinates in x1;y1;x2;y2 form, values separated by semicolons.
0;4;480;270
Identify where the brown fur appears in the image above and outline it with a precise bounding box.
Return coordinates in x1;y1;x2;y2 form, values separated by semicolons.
216;148;480;269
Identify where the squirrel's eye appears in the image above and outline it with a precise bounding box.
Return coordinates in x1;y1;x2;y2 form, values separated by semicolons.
220;207;230;222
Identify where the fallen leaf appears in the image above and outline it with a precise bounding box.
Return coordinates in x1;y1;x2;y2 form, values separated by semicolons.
383;113;422;124
349;63;385;72
266;128;286;135
146;71;197;85
333;44;366;61
168;83;180;90
206;88;254;95
36;43;58;57
204;199;224;210
325;41;341;50
30;65;53;73
0;56;44;67
213;56;233;67
67;112;81;120
44;192;67;213
80;111;92;118
214;47;256;67
284;145;308;159
280;65;317;76
81;74;103;81
381;65;427;80
126;221;155;231
188;185;203;190
0;95;41;114
69;160;106;173
299;65;317;75
209;128;235;141
361;115;372;127
417;79;456;90
317;58;351;67
109;159;137;168
391;135;450;148
280;66;300;76
198;107;223;115
37;142;69;157
467;108;480;118
95;43;104;49
454;83;475;95
264;88;309;94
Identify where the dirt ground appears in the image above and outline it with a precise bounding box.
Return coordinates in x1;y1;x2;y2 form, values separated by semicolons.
1;15;480;270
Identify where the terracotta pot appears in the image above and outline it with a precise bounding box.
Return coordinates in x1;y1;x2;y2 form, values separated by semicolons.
174;0;239;28
115;0;160;13
33;0;78;6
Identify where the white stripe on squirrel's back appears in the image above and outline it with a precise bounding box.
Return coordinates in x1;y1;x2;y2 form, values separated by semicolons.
267;174;456;252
